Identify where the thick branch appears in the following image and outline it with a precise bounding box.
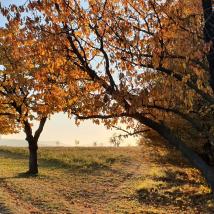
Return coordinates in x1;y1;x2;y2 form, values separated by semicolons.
142;104;204;131
74;112;129;120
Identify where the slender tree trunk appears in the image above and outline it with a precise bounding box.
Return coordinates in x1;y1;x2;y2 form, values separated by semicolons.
23;117;47;174
28;140;38;174
135;113;214;193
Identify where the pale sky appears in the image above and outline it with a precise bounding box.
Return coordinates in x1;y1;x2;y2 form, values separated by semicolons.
0;0;138;147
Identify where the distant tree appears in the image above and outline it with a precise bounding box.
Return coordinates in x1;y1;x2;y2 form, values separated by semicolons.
56;141;60;146
109;134;122;147
75;140;80;147
93;141;97;147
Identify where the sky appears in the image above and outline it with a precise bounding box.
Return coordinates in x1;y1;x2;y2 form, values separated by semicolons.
0;0;138;147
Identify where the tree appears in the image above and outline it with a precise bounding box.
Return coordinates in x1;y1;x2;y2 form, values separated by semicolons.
109;133;122;147
0;3;88;174
0;22;49;174
3;0;214;191
75;139;80;146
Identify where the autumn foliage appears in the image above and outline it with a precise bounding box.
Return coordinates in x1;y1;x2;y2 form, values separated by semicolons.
0;0;214;190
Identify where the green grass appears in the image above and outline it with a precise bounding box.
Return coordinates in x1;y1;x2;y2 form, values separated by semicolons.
0;146;213;213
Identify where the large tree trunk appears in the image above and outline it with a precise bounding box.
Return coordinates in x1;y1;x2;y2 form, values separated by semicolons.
135;113;214;193
28;140;38;174
157;123;214;192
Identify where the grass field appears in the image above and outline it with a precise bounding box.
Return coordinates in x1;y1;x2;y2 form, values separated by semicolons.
0;145;213;214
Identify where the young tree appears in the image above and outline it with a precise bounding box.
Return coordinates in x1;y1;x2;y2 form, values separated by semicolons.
0;23;49;174
0;4;88;174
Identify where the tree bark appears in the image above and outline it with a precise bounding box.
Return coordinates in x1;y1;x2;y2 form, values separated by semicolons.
134;113;214;193
23;117;47;174
28;140;38;174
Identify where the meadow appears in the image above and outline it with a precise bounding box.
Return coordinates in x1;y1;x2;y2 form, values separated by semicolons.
0;145;213;214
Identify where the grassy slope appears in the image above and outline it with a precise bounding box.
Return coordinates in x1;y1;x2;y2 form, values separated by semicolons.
0;146;213;214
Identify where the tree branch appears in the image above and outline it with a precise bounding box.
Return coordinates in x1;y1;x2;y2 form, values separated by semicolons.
34;117;47;142
112;125;149;137
73;112;129;120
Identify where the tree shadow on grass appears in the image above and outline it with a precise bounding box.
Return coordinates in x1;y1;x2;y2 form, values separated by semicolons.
39;157;111;173
136;169;214;213
138;143;214;212
137;188;212;212
0;148;113;175
157;170;205;186
0;149;28;160
15;172;39;178
141;142;193;168
0;148;134;176
152;149;191;168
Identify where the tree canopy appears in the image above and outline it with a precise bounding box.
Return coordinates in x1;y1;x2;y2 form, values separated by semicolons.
18;0;213;142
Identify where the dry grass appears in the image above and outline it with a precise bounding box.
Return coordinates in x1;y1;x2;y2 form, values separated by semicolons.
0;145;213;213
